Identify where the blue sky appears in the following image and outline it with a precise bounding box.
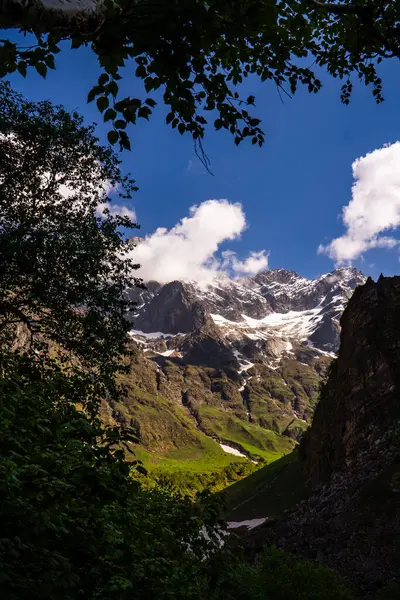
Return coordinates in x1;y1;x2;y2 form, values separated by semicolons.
6;40;400;281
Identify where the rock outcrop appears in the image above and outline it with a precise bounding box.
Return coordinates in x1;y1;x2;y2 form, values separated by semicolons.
301;275;400;487
256;275;400;595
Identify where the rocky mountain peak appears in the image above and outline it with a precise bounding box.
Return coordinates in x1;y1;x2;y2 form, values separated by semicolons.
253;268;301;285
128;266;366;364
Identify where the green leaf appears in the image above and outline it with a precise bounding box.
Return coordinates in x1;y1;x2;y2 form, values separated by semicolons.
166;112;174;124
45;54;55;70
107;81;118;97
138;106;151;120
35;62;47;78
144;77;154;92
71;37;82;50
107;130;119;145
119;131;131;151
98;73;109;86
96;96;109;113
135;65;146;78
104;108;117;122
114;119;127;129
145;98;156;108
214;118;223;130
87;85;103;103
178;123;185;135
17;62;27;78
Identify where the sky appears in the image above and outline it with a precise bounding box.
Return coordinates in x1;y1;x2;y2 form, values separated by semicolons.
6;38;400;283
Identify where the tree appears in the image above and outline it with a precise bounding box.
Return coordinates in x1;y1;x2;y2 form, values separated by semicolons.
0;1;395;154
0;350;226;600
0;81;141;412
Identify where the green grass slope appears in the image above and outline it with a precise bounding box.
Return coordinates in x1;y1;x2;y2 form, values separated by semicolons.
221;449;309;520
100;347;331;494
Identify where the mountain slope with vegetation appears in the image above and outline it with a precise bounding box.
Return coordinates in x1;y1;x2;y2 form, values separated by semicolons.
105;267;365;489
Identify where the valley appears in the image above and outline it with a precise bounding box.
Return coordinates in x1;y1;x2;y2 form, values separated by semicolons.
106;265;366;492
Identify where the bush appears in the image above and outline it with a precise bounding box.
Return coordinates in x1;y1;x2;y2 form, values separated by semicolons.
212;547;356;600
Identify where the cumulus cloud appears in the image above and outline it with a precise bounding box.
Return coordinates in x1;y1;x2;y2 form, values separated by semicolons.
96;201;136;221
222;249;269;275
130;199;269;283
318;142;400;264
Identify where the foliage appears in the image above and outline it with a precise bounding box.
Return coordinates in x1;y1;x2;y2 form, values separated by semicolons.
0;1;396;153
197;404;295;461
216;547;356;600
373;584;400;600
0;81;141;411
0;351;225;600
143;460;257;496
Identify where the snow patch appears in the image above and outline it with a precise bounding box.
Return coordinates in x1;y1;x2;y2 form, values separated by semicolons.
130;329;185;339
219;443;247;458
306;340;337;358
159;349;175;357
211;307;325;353
227;518;267;530
239;360;254;374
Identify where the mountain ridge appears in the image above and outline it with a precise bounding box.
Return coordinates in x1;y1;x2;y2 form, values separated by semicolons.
128;266;366;355
110;265;367;492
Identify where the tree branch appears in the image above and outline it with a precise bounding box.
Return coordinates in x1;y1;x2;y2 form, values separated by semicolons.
0;0;104;34
309;0;370;16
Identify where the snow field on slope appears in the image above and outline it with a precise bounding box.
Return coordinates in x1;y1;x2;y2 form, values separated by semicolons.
211;307;324;342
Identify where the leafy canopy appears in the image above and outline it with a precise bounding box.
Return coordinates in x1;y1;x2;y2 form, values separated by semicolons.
0;0;396;153
0;81;140;412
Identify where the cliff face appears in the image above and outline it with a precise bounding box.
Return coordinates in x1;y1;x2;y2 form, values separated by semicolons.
273;275;400;594
301;275;400;488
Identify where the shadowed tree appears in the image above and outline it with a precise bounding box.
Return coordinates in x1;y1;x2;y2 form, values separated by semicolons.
0;81;141;411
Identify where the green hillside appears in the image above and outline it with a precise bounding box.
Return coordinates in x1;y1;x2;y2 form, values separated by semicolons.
220;450;310;521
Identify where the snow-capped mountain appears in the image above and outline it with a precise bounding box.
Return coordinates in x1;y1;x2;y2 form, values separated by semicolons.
127;267;366;365
114;267;367;466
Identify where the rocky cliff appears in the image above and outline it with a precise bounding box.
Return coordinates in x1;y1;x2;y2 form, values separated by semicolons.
301;275;400;488
252;275;400;594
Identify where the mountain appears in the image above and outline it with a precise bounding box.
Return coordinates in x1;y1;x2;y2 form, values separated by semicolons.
128;267;364;353
241;275;400;595
110;267;366;490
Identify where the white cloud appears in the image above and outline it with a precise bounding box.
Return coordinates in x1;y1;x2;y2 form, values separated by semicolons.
130;199;269;283
223;249;269;275
96;201;136;221
319;142;400;264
